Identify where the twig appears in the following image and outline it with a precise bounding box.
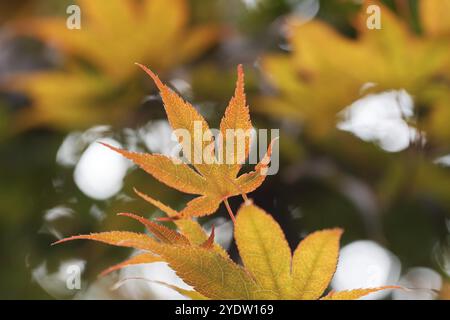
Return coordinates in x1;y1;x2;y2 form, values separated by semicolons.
224;199;236;224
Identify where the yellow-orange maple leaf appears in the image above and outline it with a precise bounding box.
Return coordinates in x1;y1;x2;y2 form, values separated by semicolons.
102;64;275;221
54;203;396;300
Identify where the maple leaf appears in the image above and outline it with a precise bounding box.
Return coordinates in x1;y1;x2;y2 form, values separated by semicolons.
54;203;397;300
101;64;275;221
5;0;219;131
12;0;219;79
6;69;141;131
421;0;450;38
257;0;450;139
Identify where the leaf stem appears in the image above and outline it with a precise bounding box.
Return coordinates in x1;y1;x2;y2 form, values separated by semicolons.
224;199;236;224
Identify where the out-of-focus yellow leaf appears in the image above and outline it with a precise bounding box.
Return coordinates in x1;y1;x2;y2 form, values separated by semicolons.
258;0;450;140
7;0;219;131
7;70;139;131
421;0;450;37
15;0;219;79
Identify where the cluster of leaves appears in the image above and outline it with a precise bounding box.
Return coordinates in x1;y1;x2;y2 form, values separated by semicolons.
257;0;450;141
56;203;393;300
5;0;218;131
55;65;393;300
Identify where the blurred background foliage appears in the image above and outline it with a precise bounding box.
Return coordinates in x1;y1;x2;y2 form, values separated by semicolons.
0;0;449;299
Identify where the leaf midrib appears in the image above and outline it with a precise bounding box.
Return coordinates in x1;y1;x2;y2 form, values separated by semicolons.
247;214;286;298
295;237;332;299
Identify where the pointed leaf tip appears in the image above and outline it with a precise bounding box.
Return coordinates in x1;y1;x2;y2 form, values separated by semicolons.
117;212;189;245
97;141;112;148
51;231;157;252
135;62;164;89
99;252;162;278
97;142;123;155
201;225;215;249
235;64;245;95
237;64;244;80
51;234;90;246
